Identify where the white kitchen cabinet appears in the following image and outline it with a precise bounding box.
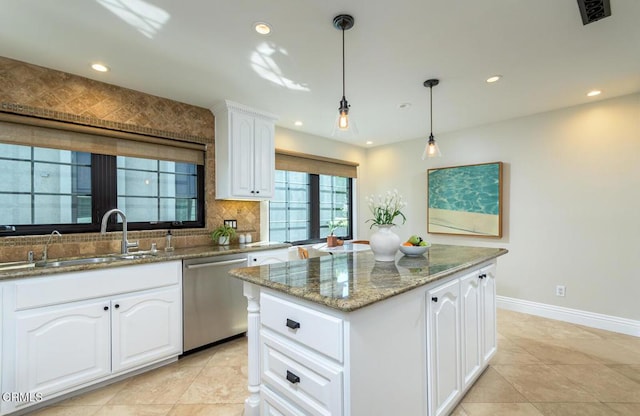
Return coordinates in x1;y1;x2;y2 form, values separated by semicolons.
1;261;182;414
14;300;111;401
111;286;182;373
248;248;290;266
426;279;462;416
461;271;482;389
213;100;277;200
480;263;497;364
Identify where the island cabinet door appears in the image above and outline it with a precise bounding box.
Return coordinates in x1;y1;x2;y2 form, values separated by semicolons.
460;271;482;389
426;279;462;416
480;263;497;364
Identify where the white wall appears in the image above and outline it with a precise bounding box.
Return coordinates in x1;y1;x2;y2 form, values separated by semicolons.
363;93;640;321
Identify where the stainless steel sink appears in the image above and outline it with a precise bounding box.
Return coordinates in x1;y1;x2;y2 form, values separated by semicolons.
35;256;122;268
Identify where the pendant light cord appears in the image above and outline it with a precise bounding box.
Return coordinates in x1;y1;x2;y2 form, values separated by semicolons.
342;25;346;97
429;84;433;136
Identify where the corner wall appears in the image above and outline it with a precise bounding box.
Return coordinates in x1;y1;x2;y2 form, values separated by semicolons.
362;93;640;322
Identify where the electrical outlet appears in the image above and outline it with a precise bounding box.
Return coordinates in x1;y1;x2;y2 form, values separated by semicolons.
556;285;566;297
224;219;237;229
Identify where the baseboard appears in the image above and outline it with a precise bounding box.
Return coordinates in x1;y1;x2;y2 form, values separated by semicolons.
496;296;640;337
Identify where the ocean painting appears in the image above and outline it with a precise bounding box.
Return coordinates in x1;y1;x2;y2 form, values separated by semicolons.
428;162;502;237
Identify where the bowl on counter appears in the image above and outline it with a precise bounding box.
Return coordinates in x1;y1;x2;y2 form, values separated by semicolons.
398;243;430;257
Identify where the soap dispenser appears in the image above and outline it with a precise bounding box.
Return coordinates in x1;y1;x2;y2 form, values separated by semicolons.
164;230;174;252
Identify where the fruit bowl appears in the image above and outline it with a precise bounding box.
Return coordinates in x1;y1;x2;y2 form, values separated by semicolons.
399;243;430;257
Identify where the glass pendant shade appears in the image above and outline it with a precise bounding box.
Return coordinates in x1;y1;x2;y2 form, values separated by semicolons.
338;96;349;130
422;135;441;159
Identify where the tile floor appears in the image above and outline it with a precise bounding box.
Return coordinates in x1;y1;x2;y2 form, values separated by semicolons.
30;309;640;416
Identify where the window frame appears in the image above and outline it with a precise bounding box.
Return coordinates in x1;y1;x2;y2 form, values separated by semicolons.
269;171;353;245
4;152;205;236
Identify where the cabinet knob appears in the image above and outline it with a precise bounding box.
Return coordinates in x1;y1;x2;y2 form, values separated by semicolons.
103;306;109;311
479;273;486;279
286;370;300;384
286;318;301;330
250;190;255;194
431;297;438;302
255;190;259;194
115;304;120;309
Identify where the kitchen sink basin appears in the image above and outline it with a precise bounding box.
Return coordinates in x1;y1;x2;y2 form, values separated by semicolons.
36;256;122;268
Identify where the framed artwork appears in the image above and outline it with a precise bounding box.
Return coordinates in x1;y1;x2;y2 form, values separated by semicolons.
427;162;503;237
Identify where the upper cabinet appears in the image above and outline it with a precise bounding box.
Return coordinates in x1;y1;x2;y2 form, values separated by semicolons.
213;100;278;200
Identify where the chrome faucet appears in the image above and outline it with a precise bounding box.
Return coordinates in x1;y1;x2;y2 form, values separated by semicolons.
42;230;62;263
100;209;139;254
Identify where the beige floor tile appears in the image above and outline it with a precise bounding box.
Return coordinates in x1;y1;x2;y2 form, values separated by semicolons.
607;364;640;384
490;338;542;365
603;403;640;415
178;366;247;404
462;367;528;403
461;402;544;416
549;339;640;364
167;403;244;416
550;364;640;402
206;337;248;368
93;404;173;416
29;405;101;416
57;379;131;406
108;365;203;405
533;402;623;416
512;338;601;365
492;364;598;402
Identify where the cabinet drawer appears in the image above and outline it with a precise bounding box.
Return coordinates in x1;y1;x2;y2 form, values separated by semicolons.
262;331;343;416
261;292;343;361
262;385;305;416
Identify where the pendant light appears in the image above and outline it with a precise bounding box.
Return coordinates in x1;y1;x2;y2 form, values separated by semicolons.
332;14;356;136
422;78;441;159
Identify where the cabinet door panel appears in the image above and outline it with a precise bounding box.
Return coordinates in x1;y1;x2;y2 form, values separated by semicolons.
427;279;461;416
230;111;255;196
253;117;275;197
460;272;482;388
481;264;497;363
112;287;182;373
15;301;111;400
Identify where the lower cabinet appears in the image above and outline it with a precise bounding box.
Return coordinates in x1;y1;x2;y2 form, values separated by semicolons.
2;261;182;414
248;248;290;266
427;264;498;416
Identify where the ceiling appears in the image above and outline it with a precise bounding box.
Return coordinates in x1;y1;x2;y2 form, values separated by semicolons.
1;0;639;147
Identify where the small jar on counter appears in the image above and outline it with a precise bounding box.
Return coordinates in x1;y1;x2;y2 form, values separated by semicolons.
245;233;252;243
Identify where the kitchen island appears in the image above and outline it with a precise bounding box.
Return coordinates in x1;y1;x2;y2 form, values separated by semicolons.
230;244;508;416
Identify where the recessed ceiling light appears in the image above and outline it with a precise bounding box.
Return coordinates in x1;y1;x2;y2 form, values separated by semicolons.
294;121;303;126
486;75;502;83
398;103;412;109
366;141;373;145
91;63;109;72
254;22;272;35
587;90;601;97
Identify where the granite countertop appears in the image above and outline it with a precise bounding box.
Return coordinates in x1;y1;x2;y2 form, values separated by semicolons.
229;244;508;312
0;242;290;281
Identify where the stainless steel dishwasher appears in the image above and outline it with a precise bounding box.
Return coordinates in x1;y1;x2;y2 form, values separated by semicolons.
182;254;248;352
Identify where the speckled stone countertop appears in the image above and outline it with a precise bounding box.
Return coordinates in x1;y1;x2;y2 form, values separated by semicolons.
0;242;290;281
229;244;508;312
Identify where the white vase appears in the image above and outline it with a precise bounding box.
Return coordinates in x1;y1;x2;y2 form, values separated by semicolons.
369;224;401;262
219;236;230;245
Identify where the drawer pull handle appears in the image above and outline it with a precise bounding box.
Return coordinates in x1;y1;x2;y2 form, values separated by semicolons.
286;319;301;330
431;297;438;302
286;370;300;384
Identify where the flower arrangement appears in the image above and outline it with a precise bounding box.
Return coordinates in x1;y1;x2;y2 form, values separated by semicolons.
366;189;407;228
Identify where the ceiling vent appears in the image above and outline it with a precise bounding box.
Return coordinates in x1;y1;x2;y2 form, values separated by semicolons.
577;0;611;25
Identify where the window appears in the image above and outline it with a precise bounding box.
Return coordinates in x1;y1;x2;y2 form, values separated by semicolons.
269;170;352;244
0;143;204;235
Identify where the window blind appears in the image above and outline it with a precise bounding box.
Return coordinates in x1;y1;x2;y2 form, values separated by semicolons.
0;115;205;165
275;149;358;178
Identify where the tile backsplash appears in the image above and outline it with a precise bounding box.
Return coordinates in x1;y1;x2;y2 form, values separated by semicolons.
0;57;261;263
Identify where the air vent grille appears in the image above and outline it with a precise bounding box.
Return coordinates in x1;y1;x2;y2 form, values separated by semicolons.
577;0;611;25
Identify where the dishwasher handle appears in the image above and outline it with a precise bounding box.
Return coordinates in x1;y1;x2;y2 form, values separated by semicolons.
185;258;247;269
